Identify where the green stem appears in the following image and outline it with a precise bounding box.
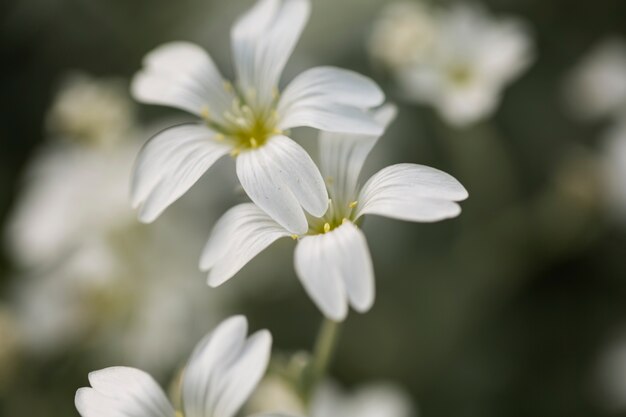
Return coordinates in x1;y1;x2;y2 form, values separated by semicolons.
302;318;341;403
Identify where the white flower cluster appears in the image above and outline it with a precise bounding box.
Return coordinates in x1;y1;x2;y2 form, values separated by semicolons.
369;2;534;127
567;39;626;222
75;0;468;416
6;74;229;374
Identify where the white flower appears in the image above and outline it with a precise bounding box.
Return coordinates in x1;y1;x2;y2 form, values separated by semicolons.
311;381;416;417
594;331;626;413
600;119;626;223
75;315;282;417
131;0;385;234
368;2;437;69
46;73;135;146
246;377;416;417
6;74;233;371
374;3;533;127
199;106;468;321
565;38;626;121
6;143;135;268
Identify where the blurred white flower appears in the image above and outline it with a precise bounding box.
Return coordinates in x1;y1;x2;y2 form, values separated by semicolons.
246;377;416;417
6;143;135;268
200;106;467;321
600;119;626;223
131;0;385;234
245;375;308;415
368;2;436;69
311;381;415;417
46;73;134;146
75;315;281;417
595;331;626;413
6;75;231;373
371;3;534;127
565;38;626;121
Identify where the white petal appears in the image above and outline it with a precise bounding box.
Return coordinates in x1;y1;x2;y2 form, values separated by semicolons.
212;330;273;417
75;367;174;417
294;222;374;321
236;135;328;234
131;124;231;223
278;67;385;134
319;104;397;205
231;0;310;109
183;316;247;417
199;203;290;287
356;163;468;222
131;42;234;120
183;316;272;417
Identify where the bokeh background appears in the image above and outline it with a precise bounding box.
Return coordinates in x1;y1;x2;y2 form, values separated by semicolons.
2;0;626;416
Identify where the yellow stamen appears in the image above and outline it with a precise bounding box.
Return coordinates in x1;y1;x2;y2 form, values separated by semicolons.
249;137;258;148
290;234;298;240
230;148;240;157
323;223;331;233
342;218;349;224
348;201;358;209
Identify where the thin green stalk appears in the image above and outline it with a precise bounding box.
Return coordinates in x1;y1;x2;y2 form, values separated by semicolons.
301;318;341;404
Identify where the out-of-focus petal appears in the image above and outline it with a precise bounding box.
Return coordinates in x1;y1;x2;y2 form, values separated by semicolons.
182;316;272;417
75;367;175;417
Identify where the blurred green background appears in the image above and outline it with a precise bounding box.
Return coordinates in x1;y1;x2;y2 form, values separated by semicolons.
2;0;626;416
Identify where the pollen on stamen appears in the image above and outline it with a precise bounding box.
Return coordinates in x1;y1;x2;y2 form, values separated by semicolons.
230;148;240;157
323;223;331;233
348;201;358;209
249;137;258;148
290;234;298;240
342;218;349;224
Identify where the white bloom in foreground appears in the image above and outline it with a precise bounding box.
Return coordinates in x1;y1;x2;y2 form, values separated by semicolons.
311;381;416;417
200;106;467;321
374;3;533;127
131;0;385;234
246;377;416;417
75;315;282;417
565;38;626;121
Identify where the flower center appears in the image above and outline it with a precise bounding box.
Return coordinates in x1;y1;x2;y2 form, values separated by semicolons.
201;85;282;155
447;63;473;86
223;99;280;152
307;199;359;235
